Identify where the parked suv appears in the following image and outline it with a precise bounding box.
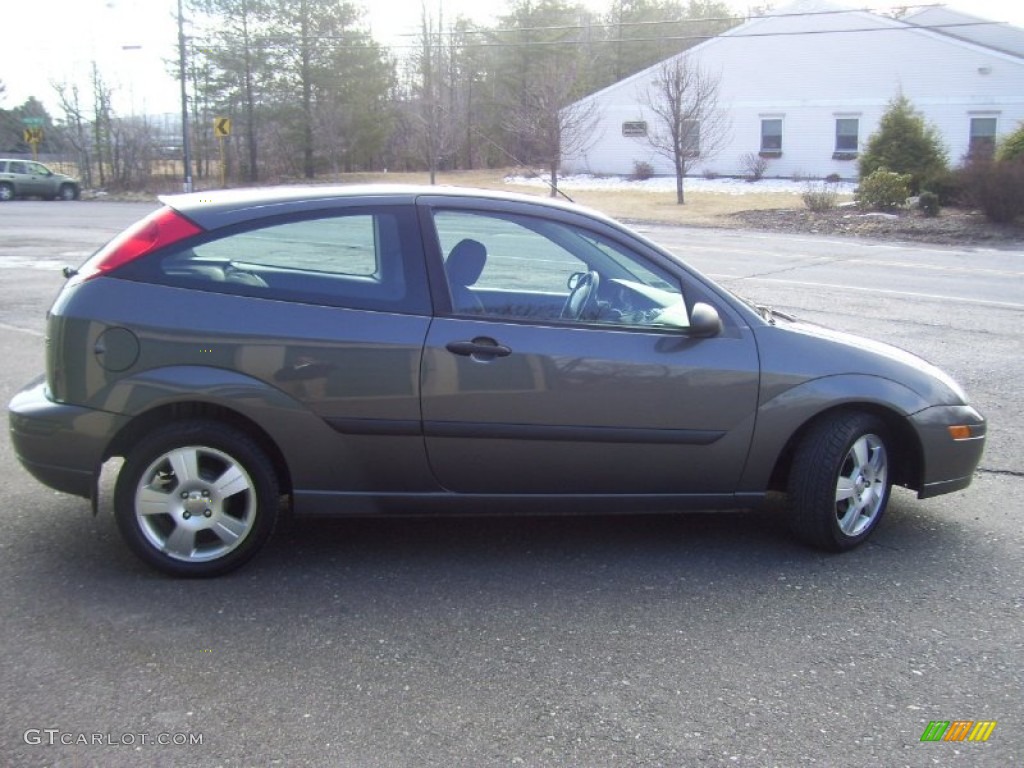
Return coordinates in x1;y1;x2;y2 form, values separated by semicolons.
0;159;80;201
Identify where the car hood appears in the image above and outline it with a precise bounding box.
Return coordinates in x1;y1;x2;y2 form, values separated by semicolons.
756;318;970;408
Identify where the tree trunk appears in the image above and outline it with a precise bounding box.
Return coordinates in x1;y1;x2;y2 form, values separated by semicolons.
675;155;685;204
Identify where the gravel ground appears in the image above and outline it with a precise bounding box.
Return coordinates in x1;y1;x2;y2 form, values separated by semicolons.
509;174;1024;247
725;206;1024;247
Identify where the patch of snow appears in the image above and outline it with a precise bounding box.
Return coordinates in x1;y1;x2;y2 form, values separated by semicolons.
505;173;858;196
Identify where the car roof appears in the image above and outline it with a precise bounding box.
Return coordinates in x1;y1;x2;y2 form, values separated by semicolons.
159;183;604;230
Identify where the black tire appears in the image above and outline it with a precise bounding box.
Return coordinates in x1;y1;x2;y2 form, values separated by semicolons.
788;411;892;551
0;183;13;202
114;421;279;576
58;184;77;201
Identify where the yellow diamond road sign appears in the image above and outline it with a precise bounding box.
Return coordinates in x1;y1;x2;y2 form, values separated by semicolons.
214;118;232;137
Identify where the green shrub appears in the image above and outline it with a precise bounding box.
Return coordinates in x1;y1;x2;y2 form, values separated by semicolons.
802;181;839;212
859;94;948;194
855;168;912;211
919;168;962;206
996;122;1024;162
917;190;940;217
824;173;842;183
630;160;654;181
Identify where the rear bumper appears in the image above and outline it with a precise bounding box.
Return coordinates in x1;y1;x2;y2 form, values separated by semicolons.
8;376;125;499
911;404;986;499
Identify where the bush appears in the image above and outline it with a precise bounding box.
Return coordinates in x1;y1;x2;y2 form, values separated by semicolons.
859;94;948;194
958;156;1024;223
740;151;768;181
855;168;912;211
824;173;842;183
917;190;940;217
802;181;839;212
630;160;654;181
920;168;962;206
997;122;1024;162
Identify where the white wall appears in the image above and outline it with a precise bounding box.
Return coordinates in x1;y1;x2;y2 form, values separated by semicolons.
563;7;1024;180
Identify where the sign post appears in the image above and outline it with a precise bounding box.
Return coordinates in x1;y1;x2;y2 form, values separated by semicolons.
22;118;44;160
214;118;232;188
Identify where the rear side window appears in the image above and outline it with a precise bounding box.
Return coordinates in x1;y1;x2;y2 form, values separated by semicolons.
123;206;430;314
194;216;380;276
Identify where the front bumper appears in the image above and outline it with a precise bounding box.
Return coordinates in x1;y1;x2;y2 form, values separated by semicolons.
911;404;986;499
8;376;126;499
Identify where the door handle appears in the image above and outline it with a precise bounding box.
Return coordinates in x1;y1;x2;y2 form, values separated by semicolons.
446;338;512;358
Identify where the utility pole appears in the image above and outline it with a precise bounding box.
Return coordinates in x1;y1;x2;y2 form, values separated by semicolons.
178;0;194;193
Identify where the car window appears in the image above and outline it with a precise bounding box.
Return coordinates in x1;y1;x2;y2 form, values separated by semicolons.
129;207;430;314
433;209;690;329
9;162;27;174
197;216;378;276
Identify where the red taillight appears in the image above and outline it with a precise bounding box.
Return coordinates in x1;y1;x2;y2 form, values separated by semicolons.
72;207;203;283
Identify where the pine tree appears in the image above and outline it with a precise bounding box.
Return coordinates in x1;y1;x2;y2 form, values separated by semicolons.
859;94;948;194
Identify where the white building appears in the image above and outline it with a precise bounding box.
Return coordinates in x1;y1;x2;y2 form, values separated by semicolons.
561;1;1024;180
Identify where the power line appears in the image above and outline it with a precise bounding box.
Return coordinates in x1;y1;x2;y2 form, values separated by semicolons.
384;3;951;39
189;19;1015;54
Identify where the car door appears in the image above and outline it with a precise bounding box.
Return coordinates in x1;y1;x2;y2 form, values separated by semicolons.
5;161;32;197
116;203;436;495
23;162;54;197
417;198;761;496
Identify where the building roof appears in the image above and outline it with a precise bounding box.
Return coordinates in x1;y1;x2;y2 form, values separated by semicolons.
903;6;1024;59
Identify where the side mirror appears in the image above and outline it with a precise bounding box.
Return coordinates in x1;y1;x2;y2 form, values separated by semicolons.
688;302;722;338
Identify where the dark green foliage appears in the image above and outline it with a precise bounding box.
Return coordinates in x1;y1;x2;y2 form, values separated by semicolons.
917;190;940;217
598;0;738;86
859;95;948;195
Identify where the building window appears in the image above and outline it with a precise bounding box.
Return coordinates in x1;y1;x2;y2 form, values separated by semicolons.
681;119;700;156
969;117;997;158
835;118;859;152
622;121;648;138
760;118;782;155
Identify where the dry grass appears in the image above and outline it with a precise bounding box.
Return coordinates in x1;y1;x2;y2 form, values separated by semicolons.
143;167;852;226
326;169;837;226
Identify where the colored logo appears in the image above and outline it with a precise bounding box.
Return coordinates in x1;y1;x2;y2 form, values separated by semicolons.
920;720;997;742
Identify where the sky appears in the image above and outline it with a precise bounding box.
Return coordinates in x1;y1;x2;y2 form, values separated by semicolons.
3;0;1023;118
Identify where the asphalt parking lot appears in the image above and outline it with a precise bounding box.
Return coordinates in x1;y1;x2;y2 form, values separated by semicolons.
1;202;1022;767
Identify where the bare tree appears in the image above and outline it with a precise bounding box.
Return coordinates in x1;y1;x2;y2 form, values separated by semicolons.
54;83;93;187
413;2;459;184
642;54;730;203
91;63;114;188
513;57;598;198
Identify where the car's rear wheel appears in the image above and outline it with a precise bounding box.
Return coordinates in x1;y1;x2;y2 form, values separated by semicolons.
58;184;77;201
0;183;14;202
114;421;278;576
788;411;892;551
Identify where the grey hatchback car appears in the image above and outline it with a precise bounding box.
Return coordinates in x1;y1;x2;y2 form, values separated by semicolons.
9;186;985;576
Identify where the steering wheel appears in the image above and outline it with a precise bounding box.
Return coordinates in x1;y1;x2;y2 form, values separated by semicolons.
561;270;600;320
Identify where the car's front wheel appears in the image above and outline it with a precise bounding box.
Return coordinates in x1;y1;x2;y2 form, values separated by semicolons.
788;411;892;551
58;184;78;201
114;421;279;576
